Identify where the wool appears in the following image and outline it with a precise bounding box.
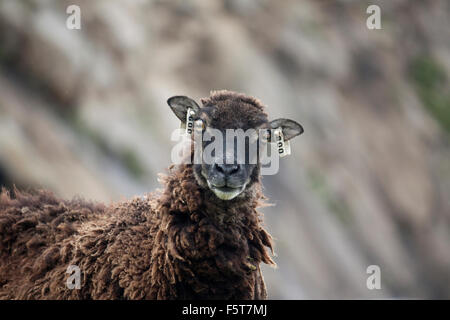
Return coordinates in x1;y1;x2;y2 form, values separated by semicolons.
0;90;288;300
0;165;274;299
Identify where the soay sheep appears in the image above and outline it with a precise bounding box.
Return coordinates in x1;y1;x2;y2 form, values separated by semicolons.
0;90;303;299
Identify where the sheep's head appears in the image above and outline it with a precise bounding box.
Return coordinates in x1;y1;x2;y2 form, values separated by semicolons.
168;90;303;201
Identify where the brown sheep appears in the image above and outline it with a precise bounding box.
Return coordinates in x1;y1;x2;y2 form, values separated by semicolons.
0;90;303;299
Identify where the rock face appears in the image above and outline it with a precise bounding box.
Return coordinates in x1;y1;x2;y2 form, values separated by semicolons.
0;0;449;299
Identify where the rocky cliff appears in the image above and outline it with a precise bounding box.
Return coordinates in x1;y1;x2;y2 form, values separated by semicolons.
0;0;449;298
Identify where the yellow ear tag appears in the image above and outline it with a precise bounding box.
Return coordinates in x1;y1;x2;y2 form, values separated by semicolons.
274;127;291;158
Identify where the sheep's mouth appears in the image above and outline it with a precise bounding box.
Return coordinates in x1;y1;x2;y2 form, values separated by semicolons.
207;182;246;200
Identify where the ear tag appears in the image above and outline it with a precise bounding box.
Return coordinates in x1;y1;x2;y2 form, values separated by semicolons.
182;108;195;135
274;127;291;158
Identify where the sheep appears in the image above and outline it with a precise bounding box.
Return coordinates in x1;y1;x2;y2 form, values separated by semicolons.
0;90;304;299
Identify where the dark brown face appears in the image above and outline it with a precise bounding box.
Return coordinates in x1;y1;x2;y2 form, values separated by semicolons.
195;127;260;200
168;91;304;201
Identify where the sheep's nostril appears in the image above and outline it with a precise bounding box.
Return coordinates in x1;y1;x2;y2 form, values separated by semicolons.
229;165;239;175
214;164;240;176
214;163;224;174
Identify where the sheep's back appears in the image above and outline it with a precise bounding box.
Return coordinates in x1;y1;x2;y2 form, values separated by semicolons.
0;189;106;298
0;189;158;299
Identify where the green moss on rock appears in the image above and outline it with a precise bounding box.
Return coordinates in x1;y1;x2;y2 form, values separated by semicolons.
410;56;450;133
308;169;353;225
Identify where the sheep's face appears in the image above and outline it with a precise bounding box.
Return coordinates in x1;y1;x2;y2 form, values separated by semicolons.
168;91;303;201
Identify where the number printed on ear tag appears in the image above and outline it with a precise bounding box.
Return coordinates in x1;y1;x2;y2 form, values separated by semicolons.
274;128;291;157
182;108;195;135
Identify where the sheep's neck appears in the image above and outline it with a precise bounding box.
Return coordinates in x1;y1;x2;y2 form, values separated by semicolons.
152;164;273;298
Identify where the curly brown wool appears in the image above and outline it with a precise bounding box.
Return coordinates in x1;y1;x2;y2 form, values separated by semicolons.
0;91;279;300
0;166;273;299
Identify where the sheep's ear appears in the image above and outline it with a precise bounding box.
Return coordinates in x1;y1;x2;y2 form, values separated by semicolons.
268;118;304;141
167;96;201;122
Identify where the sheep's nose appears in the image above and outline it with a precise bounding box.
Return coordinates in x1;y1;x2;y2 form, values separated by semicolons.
214;163;241;177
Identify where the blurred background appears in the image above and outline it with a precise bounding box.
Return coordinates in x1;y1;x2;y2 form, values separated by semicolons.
0;0;449;299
